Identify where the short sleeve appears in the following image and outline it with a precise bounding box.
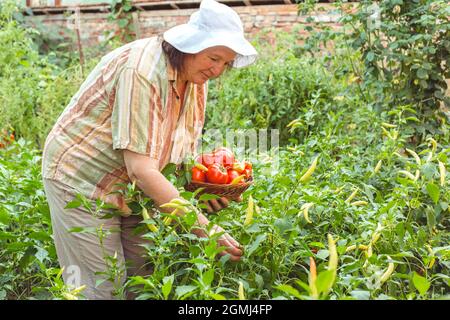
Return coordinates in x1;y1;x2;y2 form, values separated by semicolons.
111;67;163;159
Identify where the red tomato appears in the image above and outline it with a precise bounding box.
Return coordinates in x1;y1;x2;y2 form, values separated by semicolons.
196;147;235;168
213;147;235;168
195;153;216;167
243;161;252;178
206;163;228;184
227;169;240;184
192;167;206;182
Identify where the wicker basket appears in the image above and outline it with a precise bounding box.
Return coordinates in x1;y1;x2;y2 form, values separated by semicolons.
185;177;253;199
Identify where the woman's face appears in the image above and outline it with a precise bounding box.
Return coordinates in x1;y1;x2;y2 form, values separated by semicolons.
181;46;237;84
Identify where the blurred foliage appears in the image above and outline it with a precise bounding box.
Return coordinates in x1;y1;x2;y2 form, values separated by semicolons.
295;0;450;143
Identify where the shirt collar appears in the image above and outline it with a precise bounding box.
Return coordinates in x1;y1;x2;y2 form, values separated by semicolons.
165;53;193;99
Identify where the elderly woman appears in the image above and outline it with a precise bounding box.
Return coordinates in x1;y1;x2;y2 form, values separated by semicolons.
41;0;257;299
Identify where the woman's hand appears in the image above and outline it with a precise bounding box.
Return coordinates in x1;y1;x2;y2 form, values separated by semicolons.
204;195;243;213
191;212;242;262
209;224;243;262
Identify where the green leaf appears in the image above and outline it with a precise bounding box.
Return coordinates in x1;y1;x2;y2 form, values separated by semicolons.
6;242;31;252
421;163;435;180
192;187;205;198
350;290;370;300
161;163;177;179
434;90;444;100
316;249;330;260
315;270;335;297
308;241;325;249
68;227;96;234
417;68;428;80
65;199;82;209
0;232;15;240
412;272;430;296
175;285;197;299
274;218;292;235
246;234;267;257
19;246;37;269
294;279;311;293
255;274;264;290
34;246;49;263
205;241;221;260
162;275;174;300
426;183;440;204
202;268;215;287
208;293;226;300
275;284;302;299
95;278;107;287
395;222;405;239
179;191;193;201
197;203;208;209
29;231;52;242
366;51;375;62
218;254;231;265
117;18;129;28
426;207;436;232
19;60;30;67
183;211;197;227
0;208;10;225
198;193;220;202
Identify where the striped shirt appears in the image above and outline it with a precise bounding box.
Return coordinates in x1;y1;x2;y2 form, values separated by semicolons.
42;36;207;209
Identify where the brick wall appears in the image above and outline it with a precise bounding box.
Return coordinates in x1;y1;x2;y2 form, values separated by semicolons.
24;3;346;47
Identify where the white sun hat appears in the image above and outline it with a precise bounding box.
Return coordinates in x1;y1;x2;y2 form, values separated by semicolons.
163;0;258;68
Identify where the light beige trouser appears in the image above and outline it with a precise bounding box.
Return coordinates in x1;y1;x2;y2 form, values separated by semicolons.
43;178;153;300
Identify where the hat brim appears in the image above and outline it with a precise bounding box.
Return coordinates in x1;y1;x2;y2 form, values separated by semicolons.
163;24;258;68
